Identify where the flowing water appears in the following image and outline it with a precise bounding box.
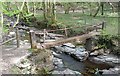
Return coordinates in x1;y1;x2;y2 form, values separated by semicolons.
52;50;114;75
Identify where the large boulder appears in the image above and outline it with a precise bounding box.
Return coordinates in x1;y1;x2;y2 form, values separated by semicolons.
100;66;120;75
62;43;76;48
53;57;64;68
52;68;82;76
89;54;120;65
54;43;89;61
71;46;89;61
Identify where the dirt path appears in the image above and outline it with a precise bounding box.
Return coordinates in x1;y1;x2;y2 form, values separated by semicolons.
0;43;31;74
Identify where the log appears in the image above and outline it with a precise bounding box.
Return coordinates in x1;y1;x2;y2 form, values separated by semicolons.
41;32;100;49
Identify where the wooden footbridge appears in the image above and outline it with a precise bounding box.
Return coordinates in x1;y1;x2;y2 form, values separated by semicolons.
29;21;105;49
1;22;105;50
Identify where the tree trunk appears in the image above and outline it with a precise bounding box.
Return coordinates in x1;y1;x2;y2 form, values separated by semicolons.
42;1;47;20
65;3;70;14
51;0;56;24
33;2;36;16
1;3;3;35
13;1;25;27
108;2;115;12
93;3;101;17
24;2;30;14
101;2;104;15
89;2;92;16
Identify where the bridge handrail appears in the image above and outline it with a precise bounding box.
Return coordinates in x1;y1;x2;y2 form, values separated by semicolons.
46;21;105;32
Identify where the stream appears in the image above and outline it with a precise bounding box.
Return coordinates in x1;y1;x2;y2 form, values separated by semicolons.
52;48;114;75
3;25;119;75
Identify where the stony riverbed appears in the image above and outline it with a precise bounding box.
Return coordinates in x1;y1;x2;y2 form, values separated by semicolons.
9;42;120;76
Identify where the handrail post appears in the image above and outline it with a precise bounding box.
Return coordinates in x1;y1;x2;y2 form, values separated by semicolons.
102;21;105;30
29;30;37;49
64;26;68;38
43;29;46;43
16;28;20;48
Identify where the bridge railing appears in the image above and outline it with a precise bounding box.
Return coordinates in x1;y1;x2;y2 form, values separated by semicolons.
0;28;20;48
30;21;105;49
0;21;105;49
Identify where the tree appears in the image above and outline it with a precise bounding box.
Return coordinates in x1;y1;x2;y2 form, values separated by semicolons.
13;1;25;27
89;2;92;16
51;0;56;24
93;2;101;17
1;2;3;35
101;2;104;15
42;1;47;20
42;0;56;26
64;3;70;14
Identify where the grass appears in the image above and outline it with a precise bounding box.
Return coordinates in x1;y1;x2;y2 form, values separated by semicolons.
35;11;118;35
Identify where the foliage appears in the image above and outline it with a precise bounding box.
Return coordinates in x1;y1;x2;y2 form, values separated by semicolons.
3;25;9;33
96;34;120;55
96;35;115;49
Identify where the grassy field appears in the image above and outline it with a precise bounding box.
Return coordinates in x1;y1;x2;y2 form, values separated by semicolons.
35;11;118;35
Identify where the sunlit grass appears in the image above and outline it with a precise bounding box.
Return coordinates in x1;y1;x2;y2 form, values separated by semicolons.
35;12;118;35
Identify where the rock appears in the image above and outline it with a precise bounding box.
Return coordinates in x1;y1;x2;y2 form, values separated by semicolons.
52;68;82;76
9;32;16;35
24;40;29;43
71;47;89;61
54;44;88;61
90;49;106;56
89;54;120;65
54;43;76;54
100;66;120;75
16;58;31;69
54;46;64;53
63;46;75;54
8;32;16;38
90;51;99;56
52;51;61;57
62;43;76;48
53;57;64;68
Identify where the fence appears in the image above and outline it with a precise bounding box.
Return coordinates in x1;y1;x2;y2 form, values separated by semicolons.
0;28;20;48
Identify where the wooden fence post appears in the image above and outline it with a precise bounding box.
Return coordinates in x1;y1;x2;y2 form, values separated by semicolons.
43;29;46;43
29;30;37;49
102;22;105;30
95;26;98;32
64;26;68;38
16;28;20;48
